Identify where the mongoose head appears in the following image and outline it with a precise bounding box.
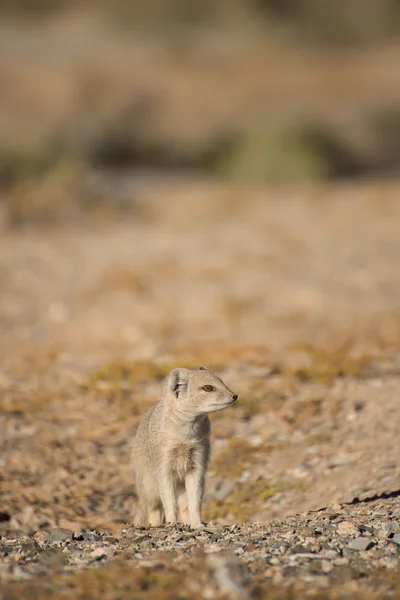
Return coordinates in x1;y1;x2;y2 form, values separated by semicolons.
166;366;238;417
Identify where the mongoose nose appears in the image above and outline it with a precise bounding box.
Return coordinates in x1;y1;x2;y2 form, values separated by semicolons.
232;394;238;402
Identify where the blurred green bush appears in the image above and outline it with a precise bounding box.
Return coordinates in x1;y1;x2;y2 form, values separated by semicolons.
1;0;399;45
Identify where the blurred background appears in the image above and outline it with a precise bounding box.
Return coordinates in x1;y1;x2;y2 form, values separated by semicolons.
1;0;400;227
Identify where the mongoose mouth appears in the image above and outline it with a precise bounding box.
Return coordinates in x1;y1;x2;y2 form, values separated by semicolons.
221;395;238;407
207;399;237;412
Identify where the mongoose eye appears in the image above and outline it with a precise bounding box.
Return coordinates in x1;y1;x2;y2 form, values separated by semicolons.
202;385;214;392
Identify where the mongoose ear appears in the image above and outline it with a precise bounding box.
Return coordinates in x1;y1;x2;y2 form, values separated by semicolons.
199;366;208;371
168;368;188;399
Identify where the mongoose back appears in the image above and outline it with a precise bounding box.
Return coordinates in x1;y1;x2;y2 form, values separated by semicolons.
132;366;238;528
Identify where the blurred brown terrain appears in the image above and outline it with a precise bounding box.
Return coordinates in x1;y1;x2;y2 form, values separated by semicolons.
1;2;400;599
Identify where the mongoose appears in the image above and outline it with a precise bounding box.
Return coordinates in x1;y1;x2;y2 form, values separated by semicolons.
132;366;238;528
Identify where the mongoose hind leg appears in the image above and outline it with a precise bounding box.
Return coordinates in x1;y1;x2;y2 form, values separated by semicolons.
178;491;190;525
159;470;178;523
134;501;148;527
149;508;164;527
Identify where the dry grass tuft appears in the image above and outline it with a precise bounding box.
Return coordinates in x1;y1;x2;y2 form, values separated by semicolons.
205;476;305;522
281;342;380;385
212;438;276;479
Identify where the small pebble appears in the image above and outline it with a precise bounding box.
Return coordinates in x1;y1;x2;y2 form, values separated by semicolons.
348;537;373;551
49;531;72;543
378;529;390;539
337;521;358;536
90;547;108;560
321;560;333;574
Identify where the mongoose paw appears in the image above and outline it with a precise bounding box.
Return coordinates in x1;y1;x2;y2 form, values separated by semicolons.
190;521;205;529
165;521;179;527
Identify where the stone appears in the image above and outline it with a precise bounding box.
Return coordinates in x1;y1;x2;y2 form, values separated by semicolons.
337;521;358;536
348;537;374;551
49;531;72;543
291;544;309;554
90;547;108;560
324;550;338;559
378;529;390;539
321;560;333;574
333;557;349;566
80;532;101;542
202;527;224;537
32;531;49;544
392;534;400;546
299;527;314;536
244;542;255;552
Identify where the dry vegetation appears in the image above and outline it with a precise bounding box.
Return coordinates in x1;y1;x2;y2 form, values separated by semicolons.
1;1;400;228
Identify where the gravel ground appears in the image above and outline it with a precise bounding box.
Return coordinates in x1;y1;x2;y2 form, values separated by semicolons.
1;498;400;599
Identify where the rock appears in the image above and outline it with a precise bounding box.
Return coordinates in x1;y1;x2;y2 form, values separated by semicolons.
392;511;400;518
80;532;101;542
378;529;390;539
20;542;37;553
348;537;374;551
32;531;49;545
271;542;286;550
202;527;224;537
333;556;349;566
392;534;400;546
49;530;73;543
299;527;314;536
337;521;358;536
244;542;255;552
291;544;309;554
321;560;333;574
90;547;108;561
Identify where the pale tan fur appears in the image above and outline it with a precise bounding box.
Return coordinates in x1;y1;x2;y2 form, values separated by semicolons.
132;366;238;528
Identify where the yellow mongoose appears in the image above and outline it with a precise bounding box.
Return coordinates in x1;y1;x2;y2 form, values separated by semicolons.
132;366;238;528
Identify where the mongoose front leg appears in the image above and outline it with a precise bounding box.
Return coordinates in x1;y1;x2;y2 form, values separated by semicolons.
159;467;177;523
185;470;205;528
